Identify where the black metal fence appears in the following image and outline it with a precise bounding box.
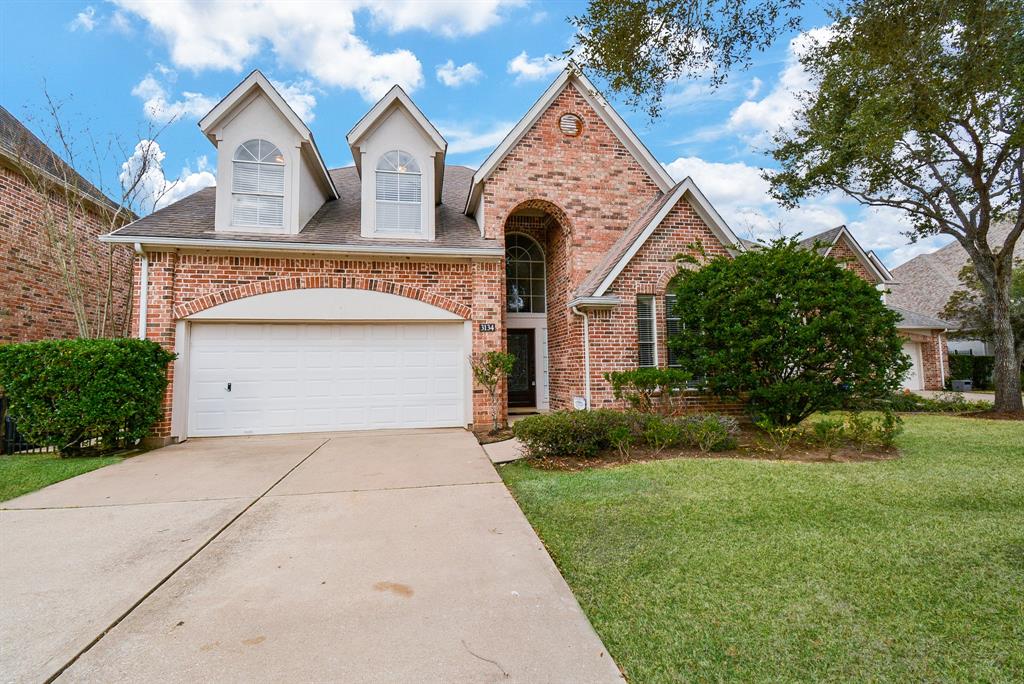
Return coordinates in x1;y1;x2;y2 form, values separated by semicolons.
1;396;51;455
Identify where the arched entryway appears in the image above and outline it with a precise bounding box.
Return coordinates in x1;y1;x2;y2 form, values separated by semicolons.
503;200;573;412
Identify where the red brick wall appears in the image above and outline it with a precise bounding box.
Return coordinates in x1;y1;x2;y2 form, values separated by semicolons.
134;251;504;437
1;163;132;342
828;234;877;283
484;81;666;411
590;197;743;414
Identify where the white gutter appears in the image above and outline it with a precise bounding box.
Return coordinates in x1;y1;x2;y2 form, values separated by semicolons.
101;233;503;259
571;306;592;409
134;242;148;340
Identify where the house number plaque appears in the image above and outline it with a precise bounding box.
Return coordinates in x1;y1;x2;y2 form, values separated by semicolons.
478;323;497;332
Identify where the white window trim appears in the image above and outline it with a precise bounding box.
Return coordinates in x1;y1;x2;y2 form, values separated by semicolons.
231;139;285;230
505;232;547;314
374;150;423;236
638;295;658;367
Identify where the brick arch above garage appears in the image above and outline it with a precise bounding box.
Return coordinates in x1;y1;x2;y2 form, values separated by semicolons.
174;276;473;320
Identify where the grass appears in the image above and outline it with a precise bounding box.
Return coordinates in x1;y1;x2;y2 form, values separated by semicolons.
0;451;123;502
501;415;1024;683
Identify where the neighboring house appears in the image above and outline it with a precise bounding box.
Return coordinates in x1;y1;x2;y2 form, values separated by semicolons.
102;67;748;441
886;222;1022;356
796;226;950;391
0;105;133;342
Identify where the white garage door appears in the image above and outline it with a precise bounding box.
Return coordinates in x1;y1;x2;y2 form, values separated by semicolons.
187;322;465;437
901;341;923;390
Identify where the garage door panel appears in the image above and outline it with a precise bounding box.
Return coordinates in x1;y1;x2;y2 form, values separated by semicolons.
188;322;466;436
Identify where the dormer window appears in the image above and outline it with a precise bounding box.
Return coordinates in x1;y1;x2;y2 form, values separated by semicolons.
375;150;421;234
231;139;285;228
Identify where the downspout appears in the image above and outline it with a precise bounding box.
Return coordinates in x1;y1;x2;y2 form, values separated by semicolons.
938;332;946;389
571;306;592;409
134;243;148;340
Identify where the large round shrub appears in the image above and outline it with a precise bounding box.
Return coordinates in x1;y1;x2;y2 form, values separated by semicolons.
0;338;175;454
668;238;910;425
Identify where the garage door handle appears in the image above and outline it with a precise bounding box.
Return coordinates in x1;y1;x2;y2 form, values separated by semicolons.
226;382;232;392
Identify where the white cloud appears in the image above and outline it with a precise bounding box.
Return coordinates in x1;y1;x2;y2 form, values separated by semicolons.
367;1;522;37
120;140;216;213
113;1;518;101
686;26;832;147
530;11;548;24
436;60;483;87
506;51;566;82
664;155;957;267
440;120;515;155
131;71;218;123
270;79;318;122
110;10;133;34
69;6;97;31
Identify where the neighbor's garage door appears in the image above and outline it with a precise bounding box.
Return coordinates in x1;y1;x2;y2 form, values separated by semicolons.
901;341;923;390
187;322;465;437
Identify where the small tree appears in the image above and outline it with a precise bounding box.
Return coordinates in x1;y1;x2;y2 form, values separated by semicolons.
942;260;1024;359
470;351;517;433
667;239;910;426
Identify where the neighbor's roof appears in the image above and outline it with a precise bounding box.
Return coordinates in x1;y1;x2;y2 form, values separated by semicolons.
886;222;1022;319
798;225;893;283
887;304;950;330
0;105;122;212
105;165;499;253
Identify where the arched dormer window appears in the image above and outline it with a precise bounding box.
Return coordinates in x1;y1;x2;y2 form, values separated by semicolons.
232;139;285;228
375;150;421;234
506;233;546;313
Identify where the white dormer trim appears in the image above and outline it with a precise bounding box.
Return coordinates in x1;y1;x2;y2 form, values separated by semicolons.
346;85;446;205
465;64;675;215
200;70;337;200
592;177;740;297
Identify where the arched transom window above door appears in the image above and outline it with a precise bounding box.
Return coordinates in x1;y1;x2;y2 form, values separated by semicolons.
506;233;546;313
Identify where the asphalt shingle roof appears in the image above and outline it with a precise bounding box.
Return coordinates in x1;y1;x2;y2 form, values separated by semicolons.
0;105;120;211
885;222;1022;320
887;304;950;330
108;164;499;251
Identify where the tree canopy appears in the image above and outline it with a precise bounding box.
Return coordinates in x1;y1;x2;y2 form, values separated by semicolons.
667;239;909;425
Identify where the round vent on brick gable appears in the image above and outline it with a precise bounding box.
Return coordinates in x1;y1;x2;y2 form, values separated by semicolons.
558;113;584;137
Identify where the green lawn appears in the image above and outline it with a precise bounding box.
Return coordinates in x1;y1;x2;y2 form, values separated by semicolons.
0;452;122;502
502;415;1024;683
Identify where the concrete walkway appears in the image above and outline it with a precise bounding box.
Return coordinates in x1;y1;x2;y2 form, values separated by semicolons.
914;389;996;403
1;430;620;683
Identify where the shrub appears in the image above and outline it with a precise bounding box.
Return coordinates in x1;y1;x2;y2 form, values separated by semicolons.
802;411;903;453
754;417;802;454
668;238;910;426
512;409;629;458
605;368;692;414
879;390;990;413
512;409;739;459
807;417;846;456
0;338;175;455
681;414;740;452
948;354;995;390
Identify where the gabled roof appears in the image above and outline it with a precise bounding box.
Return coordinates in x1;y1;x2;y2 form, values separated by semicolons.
346;84;447;204
577;177;741;299
198;70;337;199
887;304;949;331
465;64;676;214
0;105;123;214
800;225;892;284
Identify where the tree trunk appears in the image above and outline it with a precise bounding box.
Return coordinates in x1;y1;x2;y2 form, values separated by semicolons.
990;293;1023;412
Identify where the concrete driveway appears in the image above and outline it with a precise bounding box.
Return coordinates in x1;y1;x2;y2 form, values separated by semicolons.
1;430;621;683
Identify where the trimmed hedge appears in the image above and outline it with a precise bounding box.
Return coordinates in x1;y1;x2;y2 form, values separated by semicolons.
0;338;175;455
512;409;739;459
948;354;995;390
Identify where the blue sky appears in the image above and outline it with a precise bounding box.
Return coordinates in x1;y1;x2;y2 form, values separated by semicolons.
1;0;951;265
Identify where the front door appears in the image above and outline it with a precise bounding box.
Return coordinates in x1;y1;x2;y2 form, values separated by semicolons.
507;329;536;408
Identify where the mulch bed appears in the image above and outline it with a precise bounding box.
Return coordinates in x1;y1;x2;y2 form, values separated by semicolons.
961;409;1024;421
473;427;515;445
524;427;898;471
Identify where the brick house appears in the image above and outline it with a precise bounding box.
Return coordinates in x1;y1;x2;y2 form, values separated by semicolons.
102;68;931;442
793;226;950;390
1;106;134;342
